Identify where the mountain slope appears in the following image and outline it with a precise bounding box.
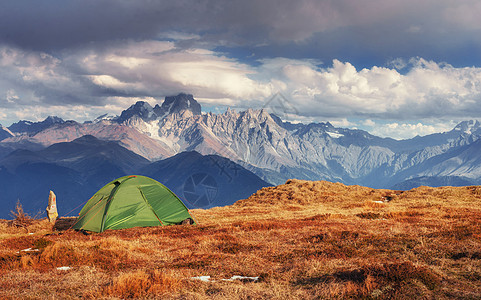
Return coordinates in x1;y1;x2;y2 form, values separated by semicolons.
0;125;13;141
391;176;476;190
38;135;150;173
0;136;150;218
0;150;86;219
140;151;272;209
1;121;174;160
38;135;151;188
389;138;481;187
0;137;270;218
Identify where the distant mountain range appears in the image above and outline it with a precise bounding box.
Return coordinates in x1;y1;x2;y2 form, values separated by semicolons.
0;135;269;219
1;92;480;217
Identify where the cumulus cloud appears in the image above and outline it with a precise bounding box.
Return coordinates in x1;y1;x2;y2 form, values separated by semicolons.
364;121;457;140
362;119;376;127
77;41;274;101
0;46;97;108
330;119;357;128
263;58;481;120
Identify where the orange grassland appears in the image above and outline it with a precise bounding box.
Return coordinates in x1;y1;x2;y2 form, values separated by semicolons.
1;179;480;299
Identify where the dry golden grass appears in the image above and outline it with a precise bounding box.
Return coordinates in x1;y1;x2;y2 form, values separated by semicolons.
0;180;480;299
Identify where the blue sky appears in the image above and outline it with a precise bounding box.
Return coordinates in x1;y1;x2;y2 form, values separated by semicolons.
1;0;481;139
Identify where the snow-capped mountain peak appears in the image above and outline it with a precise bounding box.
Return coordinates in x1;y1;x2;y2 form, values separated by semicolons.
116;93;201;124
93;113;118;123
453;120;481;134
159;93;201;116
116;101;156;123
44;116;64;124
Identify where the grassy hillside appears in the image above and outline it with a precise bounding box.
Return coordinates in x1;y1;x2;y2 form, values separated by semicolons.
1;179;480;299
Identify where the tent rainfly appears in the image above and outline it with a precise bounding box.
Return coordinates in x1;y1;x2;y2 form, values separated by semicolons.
72;175;195;232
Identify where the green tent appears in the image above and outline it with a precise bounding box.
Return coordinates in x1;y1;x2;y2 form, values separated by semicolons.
72;175;195;232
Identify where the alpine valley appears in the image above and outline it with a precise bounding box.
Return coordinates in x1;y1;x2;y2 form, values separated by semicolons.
1;93;481;218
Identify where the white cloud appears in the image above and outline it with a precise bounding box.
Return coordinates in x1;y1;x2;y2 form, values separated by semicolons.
362;119;376;127
406;25;422;33
0;46;90;108
78;41;274;101
358;120;458;140
330;118;357;128
5;89;19;103
258;58;481;120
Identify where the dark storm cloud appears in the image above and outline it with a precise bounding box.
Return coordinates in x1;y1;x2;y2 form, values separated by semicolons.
0;1;196;50
0;0;332;51
1;0;481;66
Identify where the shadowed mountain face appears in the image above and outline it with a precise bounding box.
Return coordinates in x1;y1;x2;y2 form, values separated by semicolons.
140;151;271;209
0;135;149;219
116;93;201;123
38;135;150;177
8;116;65;135
0;126;13;141
0;136;270;219
155;93;201;117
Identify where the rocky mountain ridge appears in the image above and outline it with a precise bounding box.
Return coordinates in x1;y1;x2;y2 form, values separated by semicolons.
8;116;65;135
1;93;481;188
113;95;481;187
